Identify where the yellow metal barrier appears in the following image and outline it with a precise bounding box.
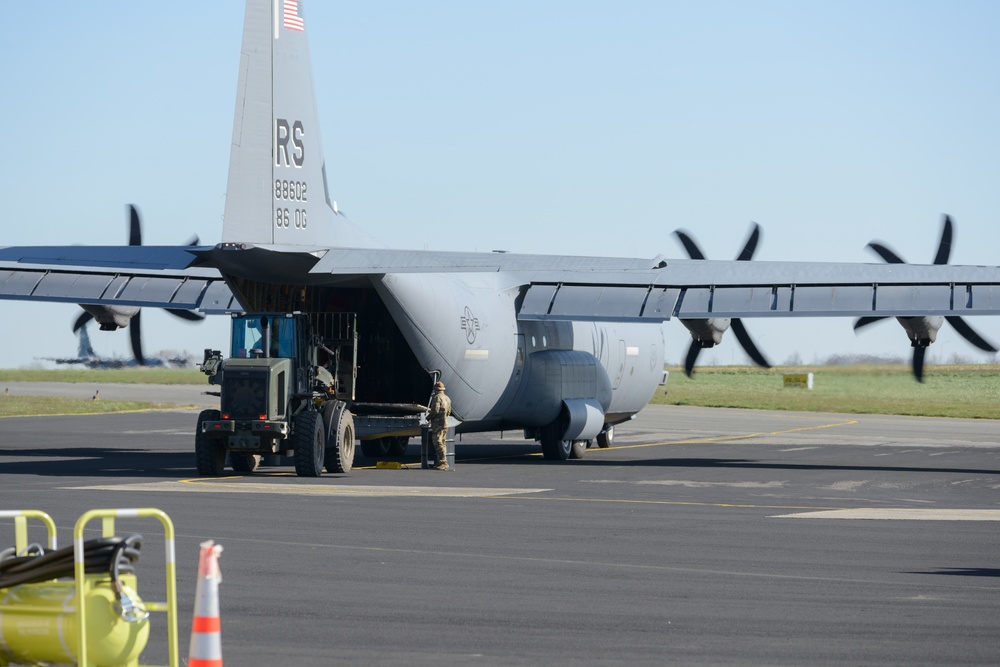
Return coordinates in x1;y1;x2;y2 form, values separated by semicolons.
0;508;179;667
73;508;179;667
0;509;58;553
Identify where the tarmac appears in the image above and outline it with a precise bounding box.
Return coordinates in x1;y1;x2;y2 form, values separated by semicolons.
0;384;998;666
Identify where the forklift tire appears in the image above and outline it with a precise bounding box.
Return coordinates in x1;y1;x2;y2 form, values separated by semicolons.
195;409;226;476
293;410;325;477
323;401;355;474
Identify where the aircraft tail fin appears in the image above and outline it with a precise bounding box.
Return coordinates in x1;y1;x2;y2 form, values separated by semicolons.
222;0;376;248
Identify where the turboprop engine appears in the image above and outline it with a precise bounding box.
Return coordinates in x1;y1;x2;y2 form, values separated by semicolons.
855;216;997;381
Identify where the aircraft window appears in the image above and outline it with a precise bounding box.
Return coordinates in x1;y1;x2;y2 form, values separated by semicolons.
531;336;536;348
542;336;547;347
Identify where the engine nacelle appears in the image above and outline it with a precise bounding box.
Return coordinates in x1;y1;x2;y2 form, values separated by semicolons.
80;304;139;330
896;316;944;347
681;317;730;347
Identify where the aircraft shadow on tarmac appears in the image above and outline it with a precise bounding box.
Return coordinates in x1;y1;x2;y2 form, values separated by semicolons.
445;445;1000;477
0;447;193;478
908;568;1000;578
3;443;999;479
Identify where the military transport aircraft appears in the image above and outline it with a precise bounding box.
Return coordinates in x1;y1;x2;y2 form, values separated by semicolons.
2;0;1000;464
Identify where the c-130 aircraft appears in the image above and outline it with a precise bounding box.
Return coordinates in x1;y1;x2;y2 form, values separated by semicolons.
2;0;1000;474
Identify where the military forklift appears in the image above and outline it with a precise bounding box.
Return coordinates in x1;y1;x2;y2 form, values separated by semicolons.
196;312;359;477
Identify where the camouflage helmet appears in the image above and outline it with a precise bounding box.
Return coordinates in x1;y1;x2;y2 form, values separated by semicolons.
434;381;446;391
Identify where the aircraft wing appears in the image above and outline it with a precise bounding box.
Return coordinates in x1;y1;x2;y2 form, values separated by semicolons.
4;242;1000;323
0;245;238;314
311;246;1000;322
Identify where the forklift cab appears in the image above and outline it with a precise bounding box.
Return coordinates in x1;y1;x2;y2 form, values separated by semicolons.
231;314;304;362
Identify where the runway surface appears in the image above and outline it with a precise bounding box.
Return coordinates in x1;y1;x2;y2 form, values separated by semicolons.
1;390;998;666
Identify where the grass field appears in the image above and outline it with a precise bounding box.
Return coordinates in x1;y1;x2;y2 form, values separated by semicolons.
0;368;201;416
1;365;998;420
0;368;204;384
0;395;171;417
655;365;1000;419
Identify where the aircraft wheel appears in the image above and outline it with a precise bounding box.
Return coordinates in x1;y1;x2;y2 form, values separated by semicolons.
323;402;355;474
569;440;589;459
360;438;391;458
293;410;325;477
597;425;615;449
195;409;226;476
540;421;571;461
231;453;260;473
388;436;409;457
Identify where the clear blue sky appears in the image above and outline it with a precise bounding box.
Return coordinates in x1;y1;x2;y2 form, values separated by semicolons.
2;1;999;369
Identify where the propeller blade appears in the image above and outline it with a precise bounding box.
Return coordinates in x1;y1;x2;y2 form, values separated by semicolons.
866;242;905;264
735;223;761;262
684;341;701;377
128;205;142;246
933;215;953;265
73;310;93;333
853;316;886;331
912;345;926;383
185;235;200;246
673;230;706;260
730;318;771;368
946;316;999;353
166;308;206;322
129;310;146;365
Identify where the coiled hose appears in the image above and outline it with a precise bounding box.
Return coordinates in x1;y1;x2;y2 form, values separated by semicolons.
0;534;143;593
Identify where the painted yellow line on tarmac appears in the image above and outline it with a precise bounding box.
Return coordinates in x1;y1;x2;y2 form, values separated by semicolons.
775;508;1000;521
66;480;551;498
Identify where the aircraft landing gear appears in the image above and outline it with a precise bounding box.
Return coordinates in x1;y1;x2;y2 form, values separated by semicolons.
360;436;408;459
539;420;572;461
569;439;591;459
231;452;260;472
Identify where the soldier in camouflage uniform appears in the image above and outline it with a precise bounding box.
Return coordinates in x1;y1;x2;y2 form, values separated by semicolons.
427;381;452;470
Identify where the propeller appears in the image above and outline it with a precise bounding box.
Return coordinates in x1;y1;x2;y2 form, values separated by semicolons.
673;223;772;376
854;216;998;381
72;205;205;365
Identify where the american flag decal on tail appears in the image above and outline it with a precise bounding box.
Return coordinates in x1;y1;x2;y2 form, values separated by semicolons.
283;0;304;32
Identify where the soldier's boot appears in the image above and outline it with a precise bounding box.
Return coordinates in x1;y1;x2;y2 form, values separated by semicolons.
434;441;449;470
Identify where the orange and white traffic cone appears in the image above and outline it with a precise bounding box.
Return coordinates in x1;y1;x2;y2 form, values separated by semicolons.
189;540;224;667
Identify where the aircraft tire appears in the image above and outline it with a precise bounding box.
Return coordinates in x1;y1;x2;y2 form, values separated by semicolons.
569;440;589;459
195;409;226;476
231;453;260;473
360;438;391;458
293;410;325;477
540;422;571;461
323;402;355;474
597;426;615;449
388;436;409;457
